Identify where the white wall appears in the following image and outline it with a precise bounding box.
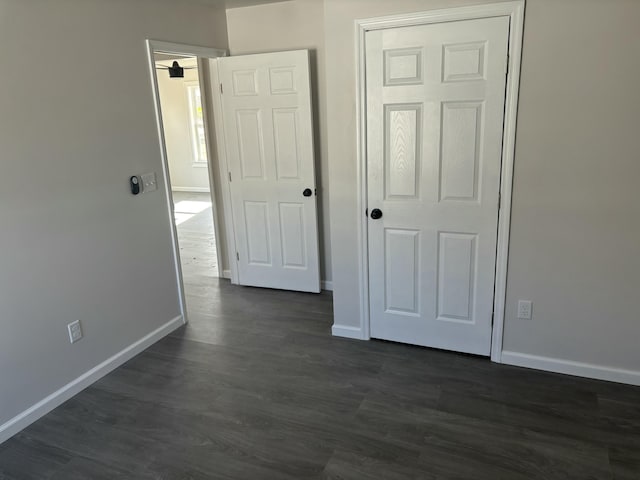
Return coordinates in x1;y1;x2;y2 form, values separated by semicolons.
0;0;228;435
226;0;332;286
501;0;640;373
324;0;640;376
156;57;211;192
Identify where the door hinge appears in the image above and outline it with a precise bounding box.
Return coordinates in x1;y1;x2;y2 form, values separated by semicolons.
220;83;224;94
228;172;232;182
236;252;240;261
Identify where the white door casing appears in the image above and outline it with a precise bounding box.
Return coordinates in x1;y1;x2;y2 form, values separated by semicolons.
219;50;320;293
366;17;510;355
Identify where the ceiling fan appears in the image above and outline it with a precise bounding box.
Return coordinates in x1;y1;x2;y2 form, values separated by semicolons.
155;61;197;79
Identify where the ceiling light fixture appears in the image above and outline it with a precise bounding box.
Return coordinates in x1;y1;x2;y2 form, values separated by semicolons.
155;61;197;79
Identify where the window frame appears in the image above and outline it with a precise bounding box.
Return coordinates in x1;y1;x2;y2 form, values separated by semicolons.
185;81;208;167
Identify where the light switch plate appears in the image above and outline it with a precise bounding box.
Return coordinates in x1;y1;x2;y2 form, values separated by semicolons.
141;172;158;193
518;300;532;320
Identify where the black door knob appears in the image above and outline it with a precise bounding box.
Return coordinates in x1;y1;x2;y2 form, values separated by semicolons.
303;188;313;197
370;208;383;220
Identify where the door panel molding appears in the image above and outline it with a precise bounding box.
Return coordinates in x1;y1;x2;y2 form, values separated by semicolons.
218;50;321;293
344;1;526;359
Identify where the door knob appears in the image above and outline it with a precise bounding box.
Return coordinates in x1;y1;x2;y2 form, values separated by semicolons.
303;188;313;197
370;208;383;220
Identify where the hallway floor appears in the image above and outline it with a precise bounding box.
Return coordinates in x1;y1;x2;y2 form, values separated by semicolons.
0;212;639;478
173;191;219;279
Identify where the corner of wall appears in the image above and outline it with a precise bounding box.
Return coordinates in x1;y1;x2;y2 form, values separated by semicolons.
0;316;184;445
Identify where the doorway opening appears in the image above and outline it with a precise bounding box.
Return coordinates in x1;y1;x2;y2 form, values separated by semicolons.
147;41;325;345
147;41;229;327
154;54;221;280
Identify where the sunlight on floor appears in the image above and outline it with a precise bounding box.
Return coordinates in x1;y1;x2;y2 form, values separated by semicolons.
174;200;212;226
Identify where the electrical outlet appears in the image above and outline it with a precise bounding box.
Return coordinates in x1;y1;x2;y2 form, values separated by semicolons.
68;320;83;344
141;172;157;193
517;301;532;320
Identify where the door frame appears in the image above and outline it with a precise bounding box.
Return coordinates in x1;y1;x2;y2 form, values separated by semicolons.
205;58;240;285
354;1;525;361
145;40;231;323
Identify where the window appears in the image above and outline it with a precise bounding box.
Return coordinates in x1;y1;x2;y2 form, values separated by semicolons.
186;83;208;165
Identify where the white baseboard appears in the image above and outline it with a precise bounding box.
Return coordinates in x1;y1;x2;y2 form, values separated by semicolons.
172;187;210;193
222;269;231;280
332;324;366;340
501;351;640;387
0;315;185;445
321;280;333;291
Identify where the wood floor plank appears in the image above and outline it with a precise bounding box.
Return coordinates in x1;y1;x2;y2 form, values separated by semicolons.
2;195;639;479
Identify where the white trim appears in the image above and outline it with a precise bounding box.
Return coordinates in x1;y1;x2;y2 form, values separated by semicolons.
197;56;228;280
146;40;230;309
501;351;640;387
352;2;526;363
146;40;189;323
332;325;367;340
222;269;232;280
355;12;371;342
489;2;526;363
355;1;525;30
207;58;240;285
172;186;210;193
0;315;184;445
148;40;226;59
321;280;333;291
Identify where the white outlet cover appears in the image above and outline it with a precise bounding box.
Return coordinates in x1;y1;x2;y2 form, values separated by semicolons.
518;300;532;320
68;320;83;344
141;172;157;193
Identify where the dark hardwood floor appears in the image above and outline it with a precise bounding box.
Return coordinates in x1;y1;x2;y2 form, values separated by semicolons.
1;202;639;479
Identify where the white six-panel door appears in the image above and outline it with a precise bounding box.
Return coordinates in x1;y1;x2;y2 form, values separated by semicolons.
219;50;320;293
366;17;510;355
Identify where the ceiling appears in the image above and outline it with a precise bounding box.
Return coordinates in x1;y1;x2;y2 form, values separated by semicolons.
154;53;197;63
